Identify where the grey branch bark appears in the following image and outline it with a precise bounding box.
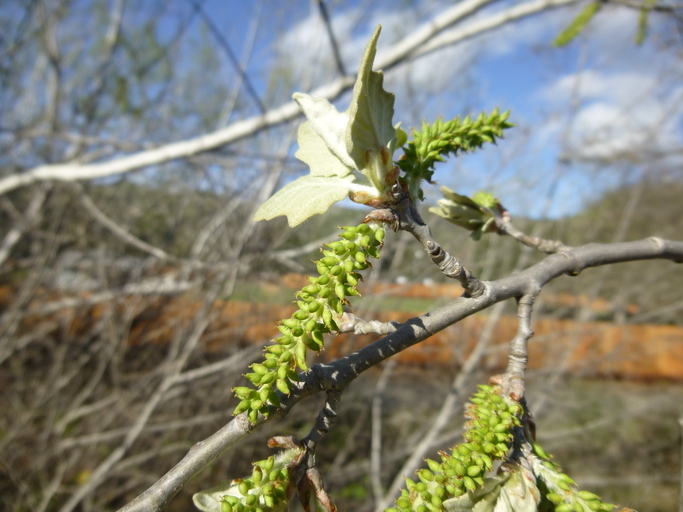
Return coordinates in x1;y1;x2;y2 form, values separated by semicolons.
117;236;683;512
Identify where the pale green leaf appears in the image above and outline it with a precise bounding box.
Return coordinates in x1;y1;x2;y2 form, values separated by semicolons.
346;25;396;170
193;481;238;512
493;464;540;512
253;175;355;227
443;474;509;512
293;93;356;169
295;122;354;178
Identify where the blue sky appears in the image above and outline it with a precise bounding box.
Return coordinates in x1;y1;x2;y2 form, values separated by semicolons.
219;0;681;218
13;0;677;219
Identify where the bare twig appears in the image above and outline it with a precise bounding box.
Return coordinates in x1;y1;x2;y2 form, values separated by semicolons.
370;359;396;508
495;212;571;254
302;391;341;454
393;199;485;296
317;0;347;77
501;293;538;401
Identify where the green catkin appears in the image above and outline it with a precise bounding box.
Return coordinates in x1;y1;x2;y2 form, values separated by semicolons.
232;222;384;420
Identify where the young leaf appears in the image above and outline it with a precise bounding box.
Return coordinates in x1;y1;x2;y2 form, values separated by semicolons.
294;122;354;178
346;25;396;171
253;175;355;227
292;93;356;170
553;2;601;46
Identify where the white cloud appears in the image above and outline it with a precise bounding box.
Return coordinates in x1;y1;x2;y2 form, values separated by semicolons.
539;68;683;161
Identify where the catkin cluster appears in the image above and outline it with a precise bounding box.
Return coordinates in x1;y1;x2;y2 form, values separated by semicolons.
219;455;291;512
532;443;616;512
398;110;513;201
233;222;385;423
387;385;522;512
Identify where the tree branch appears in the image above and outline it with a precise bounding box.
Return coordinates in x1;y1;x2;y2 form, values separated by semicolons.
118;236;683;512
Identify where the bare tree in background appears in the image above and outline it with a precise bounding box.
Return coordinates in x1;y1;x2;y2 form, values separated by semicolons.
1;1;683;512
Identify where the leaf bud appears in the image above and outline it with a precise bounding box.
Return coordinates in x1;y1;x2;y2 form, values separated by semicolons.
293;310;309;321
268;391;280;407
259;372;274;385
346;272;358;286
343;259;356;272
311;330;324;345
245;373;262;385
266;344;284;356
357;224;371;234
233;387;257;400
335;283;346;300
467;465;482;478
276;379;290;395
457;444;471;457
321;256;338;267
396;498;411;509
367;246;380;259
305;336;322;351
281;319;299;329
557;480;572;491
248;409;259;424
252;363;268;375
344;285;359;296
426;459;441;473
234;400;251;414
463;476;477;491
295;343;308;370
577;491;599;501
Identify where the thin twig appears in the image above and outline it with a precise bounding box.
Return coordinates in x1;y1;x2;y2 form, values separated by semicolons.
370;359;396;508
495;212;571;254
393;199;485;297
317;0;347;77
502;293;538;401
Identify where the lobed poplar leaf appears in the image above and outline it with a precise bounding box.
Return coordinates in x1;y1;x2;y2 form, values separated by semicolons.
292;94;356;170
346;25;396;170
255;25;397;226
253;175;355;227
294;122;354;178
492;464;540;512
193;482;237;512
443;474;509;512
